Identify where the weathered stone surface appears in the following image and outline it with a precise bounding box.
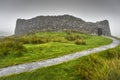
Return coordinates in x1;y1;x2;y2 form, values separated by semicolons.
15;15;111;36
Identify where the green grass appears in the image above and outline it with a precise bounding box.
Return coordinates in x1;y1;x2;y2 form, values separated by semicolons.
0;45;120;80
0;31;112;68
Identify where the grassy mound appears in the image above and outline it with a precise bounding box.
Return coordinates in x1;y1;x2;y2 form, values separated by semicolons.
0;31;112;68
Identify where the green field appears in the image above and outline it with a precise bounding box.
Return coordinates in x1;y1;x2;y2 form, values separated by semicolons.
0;44;120;80
0;31;112;68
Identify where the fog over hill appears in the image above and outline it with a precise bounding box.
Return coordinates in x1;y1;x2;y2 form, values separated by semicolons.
0;31;10;36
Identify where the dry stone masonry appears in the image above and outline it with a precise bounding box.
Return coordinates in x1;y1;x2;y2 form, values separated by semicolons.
15;15;111;36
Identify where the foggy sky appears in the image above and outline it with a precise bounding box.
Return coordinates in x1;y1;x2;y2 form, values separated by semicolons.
0;0;120;36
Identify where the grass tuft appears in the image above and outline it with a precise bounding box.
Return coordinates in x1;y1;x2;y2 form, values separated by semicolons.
74;39;86;45
0;38;26;57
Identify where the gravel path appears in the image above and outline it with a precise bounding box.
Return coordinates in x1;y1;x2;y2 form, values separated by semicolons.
0;37;119;77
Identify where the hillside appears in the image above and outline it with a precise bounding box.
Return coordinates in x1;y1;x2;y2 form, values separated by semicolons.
0;31;112;68
0;45;119;80
0;31;118;80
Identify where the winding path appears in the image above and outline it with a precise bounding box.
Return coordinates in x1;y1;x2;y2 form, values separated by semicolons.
0;37;119;77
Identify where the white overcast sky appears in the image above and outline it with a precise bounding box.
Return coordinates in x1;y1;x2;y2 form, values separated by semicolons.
0;0;120;36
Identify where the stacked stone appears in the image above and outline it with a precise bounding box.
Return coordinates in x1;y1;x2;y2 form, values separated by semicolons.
15;15;111;36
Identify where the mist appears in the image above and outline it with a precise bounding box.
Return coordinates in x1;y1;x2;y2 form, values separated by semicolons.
0;0;120;37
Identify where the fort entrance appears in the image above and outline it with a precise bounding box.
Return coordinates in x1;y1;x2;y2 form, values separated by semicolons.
97;28;102;36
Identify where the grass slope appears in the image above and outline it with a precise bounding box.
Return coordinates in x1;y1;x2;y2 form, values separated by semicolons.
0;45;120;80
0;31;112;68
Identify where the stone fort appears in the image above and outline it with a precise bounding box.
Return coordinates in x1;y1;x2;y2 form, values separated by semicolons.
15;15;111;36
